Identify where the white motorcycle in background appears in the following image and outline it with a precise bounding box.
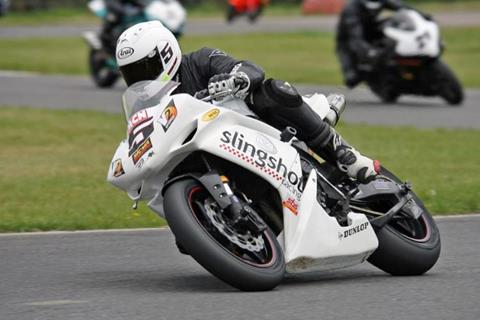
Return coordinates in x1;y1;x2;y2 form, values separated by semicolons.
0;0;9;16
107;79;441;291
83;0;186;87
361;9;464;105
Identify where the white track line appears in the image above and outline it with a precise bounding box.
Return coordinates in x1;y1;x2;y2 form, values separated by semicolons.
0;70;40;78
0;213;479;238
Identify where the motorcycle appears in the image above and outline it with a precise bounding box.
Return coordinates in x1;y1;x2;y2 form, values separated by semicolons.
107;79;441;291
83;0;186;88
360;9;464;105
226;0;268;23
0;0;9;16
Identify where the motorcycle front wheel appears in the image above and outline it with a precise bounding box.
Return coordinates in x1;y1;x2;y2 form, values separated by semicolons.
366;168;441;275
164;178;285;291
430;60;464;105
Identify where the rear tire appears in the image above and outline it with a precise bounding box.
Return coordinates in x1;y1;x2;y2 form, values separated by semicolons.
164;178;285;291
367;168;441;275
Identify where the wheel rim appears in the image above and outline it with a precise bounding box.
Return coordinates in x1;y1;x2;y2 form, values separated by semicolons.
187;186;277;268
387;213;431;242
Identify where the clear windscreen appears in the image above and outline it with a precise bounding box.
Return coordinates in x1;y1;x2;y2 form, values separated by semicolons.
121;80;179;122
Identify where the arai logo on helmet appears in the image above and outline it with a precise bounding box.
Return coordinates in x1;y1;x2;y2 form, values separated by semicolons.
117;47;135;59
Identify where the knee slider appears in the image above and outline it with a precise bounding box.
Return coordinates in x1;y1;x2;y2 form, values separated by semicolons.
250;79;303;118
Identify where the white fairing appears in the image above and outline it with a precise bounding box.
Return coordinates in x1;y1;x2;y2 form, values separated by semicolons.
87;0;107;18
108;80;378;274
87;0;186;34
145;0;187;33
384;9;440;57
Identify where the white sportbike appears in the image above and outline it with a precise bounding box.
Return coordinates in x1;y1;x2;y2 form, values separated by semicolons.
108;80;440;291
361;9;463;105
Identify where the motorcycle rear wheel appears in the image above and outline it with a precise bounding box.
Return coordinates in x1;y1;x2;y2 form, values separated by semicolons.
366;168;441;275
164;178;285;291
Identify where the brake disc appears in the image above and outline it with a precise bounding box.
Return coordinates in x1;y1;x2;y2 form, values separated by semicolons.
202;199;265;252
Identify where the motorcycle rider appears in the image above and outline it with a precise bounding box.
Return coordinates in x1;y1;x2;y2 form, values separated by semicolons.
337;0;423;88
116;21;380;183
101;0;145;53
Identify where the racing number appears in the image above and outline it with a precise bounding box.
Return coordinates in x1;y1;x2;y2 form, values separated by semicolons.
160;44;173;64
128;118;154;157
416;31;431;50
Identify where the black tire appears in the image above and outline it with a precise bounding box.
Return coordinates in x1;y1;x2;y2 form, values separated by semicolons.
367;79;399;103
164;178;285;291
367;168;441;275
89;49;119;88
431;60;464;105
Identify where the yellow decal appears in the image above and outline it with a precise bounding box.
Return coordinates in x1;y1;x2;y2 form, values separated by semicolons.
133;138;153;164
202;108;220;121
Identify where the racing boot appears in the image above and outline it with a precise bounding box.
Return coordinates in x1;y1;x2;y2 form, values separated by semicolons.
311;128;381;183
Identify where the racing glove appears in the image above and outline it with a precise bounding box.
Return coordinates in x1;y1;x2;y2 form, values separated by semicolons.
207;72;251;100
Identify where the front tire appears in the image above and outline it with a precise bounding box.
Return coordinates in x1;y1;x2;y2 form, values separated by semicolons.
164;179;285;291
367;168;441;275
430;60;464;105
89;49;119;88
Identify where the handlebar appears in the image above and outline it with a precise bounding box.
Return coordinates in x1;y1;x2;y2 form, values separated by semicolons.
195;88;236;102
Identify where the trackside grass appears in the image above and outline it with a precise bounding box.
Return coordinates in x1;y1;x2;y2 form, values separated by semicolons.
0;27;479;87
0;107;479;232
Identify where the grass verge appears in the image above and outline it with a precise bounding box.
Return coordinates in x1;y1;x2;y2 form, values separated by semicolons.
0;28;479;87
0;107;479;232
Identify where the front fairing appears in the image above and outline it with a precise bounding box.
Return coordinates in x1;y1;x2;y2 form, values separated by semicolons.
107;80;214;200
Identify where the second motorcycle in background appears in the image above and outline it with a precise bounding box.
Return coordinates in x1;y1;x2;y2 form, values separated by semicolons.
83;0;187;88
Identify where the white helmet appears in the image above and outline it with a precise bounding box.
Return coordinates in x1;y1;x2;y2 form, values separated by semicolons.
116;21;182;86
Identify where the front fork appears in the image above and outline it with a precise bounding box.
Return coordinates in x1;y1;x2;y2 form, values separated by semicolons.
197;171;267;234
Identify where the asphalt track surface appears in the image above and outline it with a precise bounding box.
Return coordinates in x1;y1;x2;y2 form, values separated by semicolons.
1;215;479;320
1;71;479;129
1;12;480;38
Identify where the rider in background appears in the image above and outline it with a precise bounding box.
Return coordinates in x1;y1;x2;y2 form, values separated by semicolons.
336;0;428;88
226;0;268;23
101;0;145;53
116;21;381;183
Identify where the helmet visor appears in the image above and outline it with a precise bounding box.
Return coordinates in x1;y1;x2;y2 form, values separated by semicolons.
119;48;164;86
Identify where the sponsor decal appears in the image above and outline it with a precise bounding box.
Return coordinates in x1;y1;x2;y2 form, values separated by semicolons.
158;100;177;132
135;157;145;169
340;222;370;240
132;138;152;164
219;130;305;196
202;108;220;121
230;63;242;73
112;159;125;177
128;111;154;161
282;198;298;215
209;49;227;57
117;47;134;59
128;110;150;134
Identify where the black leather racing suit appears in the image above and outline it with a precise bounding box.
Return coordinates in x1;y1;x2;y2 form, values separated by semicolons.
336;0;408;87
174;47;334;155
